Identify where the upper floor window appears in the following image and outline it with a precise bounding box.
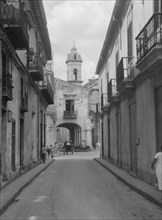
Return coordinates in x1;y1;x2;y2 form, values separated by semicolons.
73;69;77;80
21;78;28;99
115;41;119;68
127;7;133;60
66;100;74;112
154;0;162;12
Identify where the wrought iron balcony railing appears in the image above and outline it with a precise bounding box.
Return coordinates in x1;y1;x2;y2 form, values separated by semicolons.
136;13;162;62
101;93;108;108
63;111;77;119
20;93;28;112
116;57;135;87
108;79;118;99
39;74;54;105
2;71;13;101
0;2;29;49
29;54;44;81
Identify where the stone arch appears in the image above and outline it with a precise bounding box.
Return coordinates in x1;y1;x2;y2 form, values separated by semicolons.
57;123;81;146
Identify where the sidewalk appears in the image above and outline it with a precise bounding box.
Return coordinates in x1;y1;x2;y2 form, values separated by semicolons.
94;157;162;207
0;159;54;215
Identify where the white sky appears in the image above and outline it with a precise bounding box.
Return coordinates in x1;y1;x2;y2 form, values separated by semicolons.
43;0;115;84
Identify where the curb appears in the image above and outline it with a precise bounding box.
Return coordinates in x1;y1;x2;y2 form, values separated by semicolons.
94;158;162;208
0;159;54;216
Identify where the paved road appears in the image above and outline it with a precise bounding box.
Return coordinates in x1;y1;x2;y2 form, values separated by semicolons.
1;150;162;220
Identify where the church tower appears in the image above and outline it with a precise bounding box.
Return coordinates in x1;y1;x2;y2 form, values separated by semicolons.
66;42;83;85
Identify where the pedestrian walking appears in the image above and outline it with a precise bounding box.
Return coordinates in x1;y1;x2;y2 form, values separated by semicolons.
50;145;54;159
151;145;162;191
41;145;47;164
54;141;59;156
46;145;51;159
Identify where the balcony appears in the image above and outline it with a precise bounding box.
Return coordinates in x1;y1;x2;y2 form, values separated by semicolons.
39;75;54;105
29;54;44;81
101;93;109;113
108;79;120;105
20;93;28;112
63;111;77;119
2;72;13;101
95;103;102;118
0;2;29;49
136;13;162;73
116;57;135;96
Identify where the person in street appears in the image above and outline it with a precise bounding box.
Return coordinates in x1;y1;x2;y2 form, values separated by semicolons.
54;141;59;156
50;145;54;159
41;145;47;163
151;145;162;191
46;145;51;159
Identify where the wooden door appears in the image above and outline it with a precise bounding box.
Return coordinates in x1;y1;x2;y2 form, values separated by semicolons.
117;112;121;166
11;120;16;171
155;86;162;151
108;119;111;159
20;119;24;167
129;102;137;175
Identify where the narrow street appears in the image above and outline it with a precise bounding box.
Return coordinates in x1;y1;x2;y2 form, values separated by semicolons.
1;151;162;220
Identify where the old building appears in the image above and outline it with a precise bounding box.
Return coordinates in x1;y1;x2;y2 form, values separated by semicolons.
0;0;54;183
53;44;99;148
95;0;162;186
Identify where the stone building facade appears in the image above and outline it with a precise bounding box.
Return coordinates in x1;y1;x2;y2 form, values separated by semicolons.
52;45;99;148
0;0;54;183
95;0;162;186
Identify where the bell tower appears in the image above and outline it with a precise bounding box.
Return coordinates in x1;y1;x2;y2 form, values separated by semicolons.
66;42;83;85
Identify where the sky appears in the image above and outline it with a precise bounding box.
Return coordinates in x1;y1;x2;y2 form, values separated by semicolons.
43;0;115;84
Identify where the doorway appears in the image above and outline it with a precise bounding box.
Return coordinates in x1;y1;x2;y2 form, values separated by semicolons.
20;118;24;167
155;86;162;151
11;120;16;171
129;102;137;175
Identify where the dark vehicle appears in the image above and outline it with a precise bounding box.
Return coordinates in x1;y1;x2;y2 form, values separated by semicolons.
74;144;91;152
64;140;73;154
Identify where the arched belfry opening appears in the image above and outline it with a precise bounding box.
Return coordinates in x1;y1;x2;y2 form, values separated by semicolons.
73;69;77;80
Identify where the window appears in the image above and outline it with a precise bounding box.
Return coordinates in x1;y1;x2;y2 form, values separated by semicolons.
154;0;162;12
115;41;119;68
21;77;28;107
66;100;74;112
74;54;76;59
127;7;133;61
73;69;77;80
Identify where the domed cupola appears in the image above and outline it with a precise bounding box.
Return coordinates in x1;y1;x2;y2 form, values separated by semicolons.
66;45;82;64
66;42;83;85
